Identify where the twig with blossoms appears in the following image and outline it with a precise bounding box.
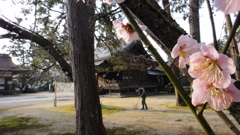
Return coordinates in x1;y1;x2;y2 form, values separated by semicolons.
116;2;215;135
110;0;240;134
112;20;147;43
172;34;240;134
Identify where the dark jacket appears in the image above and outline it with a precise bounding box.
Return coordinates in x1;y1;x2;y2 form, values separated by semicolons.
138;87;146;98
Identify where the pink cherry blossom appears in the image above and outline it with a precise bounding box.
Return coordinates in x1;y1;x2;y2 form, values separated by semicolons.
214;0;240;14
238;42;240;53
192;100;203;107
188;43;236;88
105;0;125;5
171;35;199;68
112;20;147;43
192;79;240;111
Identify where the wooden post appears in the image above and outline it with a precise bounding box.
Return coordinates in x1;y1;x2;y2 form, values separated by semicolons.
54;82;57;107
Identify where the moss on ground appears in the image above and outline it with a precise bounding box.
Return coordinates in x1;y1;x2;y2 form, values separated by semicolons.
47;127;153;135
101;105;125;115
107;127;154;135
0;115;153;135
0;116;47;134
47;104;124;115
0;109;7;113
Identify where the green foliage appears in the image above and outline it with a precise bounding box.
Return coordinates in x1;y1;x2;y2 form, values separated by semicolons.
0;116;46;133
4;0;124;88
95;53;128;72
170;0;205;20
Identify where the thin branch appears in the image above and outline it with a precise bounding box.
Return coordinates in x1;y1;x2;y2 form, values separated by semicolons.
222;12;240;54
90;8;121;29
0;16;72;80
198;103;208;116
39;1;65;14
215;111;240;135
0;33;22;39
206;0;218;50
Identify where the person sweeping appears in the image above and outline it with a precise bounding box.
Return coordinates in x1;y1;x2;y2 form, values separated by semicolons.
136;87;148;110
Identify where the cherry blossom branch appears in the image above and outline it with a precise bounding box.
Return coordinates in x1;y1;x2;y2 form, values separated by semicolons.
206;0;218;50
222;11;240;54
198;103;208;116
215;111;240;134
118;3;215;135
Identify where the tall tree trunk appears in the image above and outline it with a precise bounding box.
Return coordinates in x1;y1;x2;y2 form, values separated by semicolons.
66;0;106;134
189;0;200;42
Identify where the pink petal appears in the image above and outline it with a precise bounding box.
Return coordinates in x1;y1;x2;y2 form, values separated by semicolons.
217;54;236;74
112;20;123;27
125;33;139;43
171;45;180;58
208;96;231;111
225;80;240;102
192;79;209;103
213;71;231;88
201;44;219;60
209;80;240;111
189;52;205;63
106;0;113;5
179;57;187;68
192;100;203;107
238;43;240;53
177;35;191;46
214;0;240;14
188;52;206;78
139;25;147;31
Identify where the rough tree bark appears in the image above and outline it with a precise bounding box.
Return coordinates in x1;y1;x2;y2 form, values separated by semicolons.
66;0;106;134
0;17;73;80
124;0;187;50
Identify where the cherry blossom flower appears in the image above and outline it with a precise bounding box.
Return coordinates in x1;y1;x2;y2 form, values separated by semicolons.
191;100;203;107
112;20;147;43
238;42;240;53
191;79;240;111
171;35;199;68
188;43;236;88
214;0;240;14
105;0;125;5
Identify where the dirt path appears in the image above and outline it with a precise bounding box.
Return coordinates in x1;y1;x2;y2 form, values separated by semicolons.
0;93;239;135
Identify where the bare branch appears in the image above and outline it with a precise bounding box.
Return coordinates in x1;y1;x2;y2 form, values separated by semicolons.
0;17;72;80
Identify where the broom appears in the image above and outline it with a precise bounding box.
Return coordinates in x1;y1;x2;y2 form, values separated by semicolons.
133;97;141;109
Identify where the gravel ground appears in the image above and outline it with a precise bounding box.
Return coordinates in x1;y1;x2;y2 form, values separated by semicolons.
0;92;239;135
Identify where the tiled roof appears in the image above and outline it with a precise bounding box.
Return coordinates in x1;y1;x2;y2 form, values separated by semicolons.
0;54;28;73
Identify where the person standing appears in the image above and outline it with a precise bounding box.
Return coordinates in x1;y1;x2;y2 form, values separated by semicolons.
136;87;148;110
